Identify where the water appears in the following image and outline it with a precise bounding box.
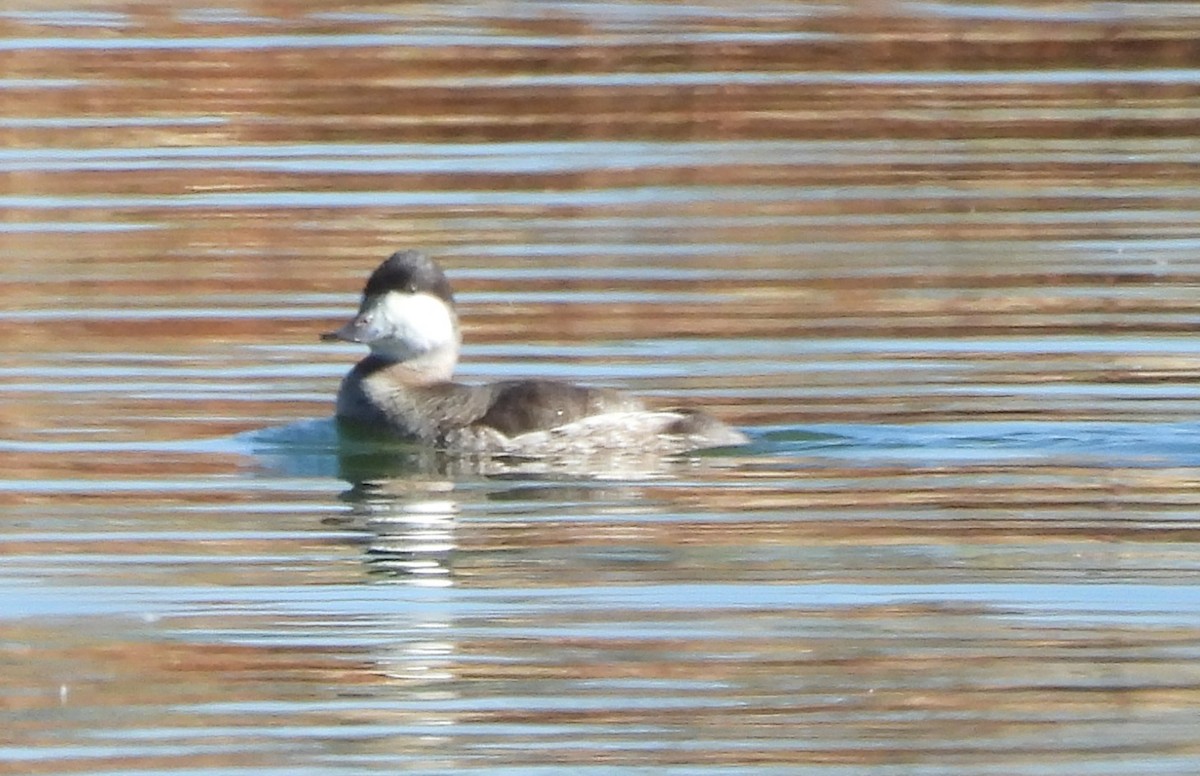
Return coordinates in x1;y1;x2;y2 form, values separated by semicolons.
4;1;1200;773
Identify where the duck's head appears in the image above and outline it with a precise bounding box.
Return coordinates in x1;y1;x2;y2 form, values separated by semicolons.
322;250;460;375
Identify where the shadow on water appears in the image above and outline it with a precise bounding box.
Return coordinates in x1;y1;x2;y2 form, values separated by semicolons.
246;414;1200;485
243;415;761;482
244;417;765;583
243;412;1200;593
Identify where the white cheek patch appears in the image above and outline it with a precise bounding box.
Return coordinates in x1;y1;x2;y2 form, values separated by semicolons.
370;291;457;359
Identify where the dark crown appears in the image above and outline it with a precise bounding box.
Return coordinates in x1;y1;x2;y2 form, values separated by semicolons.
362;250;455;304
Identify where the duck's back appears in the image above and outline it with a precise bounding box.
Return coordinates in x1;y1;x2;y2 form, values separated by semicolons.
475;380;645;437
466;380;747;455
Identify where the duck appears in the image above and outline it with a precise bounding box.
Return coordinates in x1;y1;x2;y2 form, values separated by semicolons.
322;250;749;456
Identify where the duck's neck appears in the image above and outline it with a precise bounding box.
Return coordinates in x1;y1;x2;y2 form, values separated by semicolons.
362;345;458;385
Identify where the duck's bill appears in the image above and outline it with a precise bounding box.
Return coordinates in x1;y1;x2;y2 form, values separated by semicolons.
320;318;362;343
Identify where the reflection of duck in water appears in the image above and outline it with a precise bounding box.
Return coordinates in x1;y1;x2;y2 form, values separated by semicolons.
322;250;749;456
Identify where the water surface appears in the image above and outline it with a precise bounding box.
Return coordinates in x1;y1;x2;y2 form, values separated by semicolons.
4;2;1200;774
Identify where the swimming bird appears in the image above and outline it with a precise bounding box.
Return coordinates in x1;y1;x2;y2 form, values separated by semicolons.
322;250;748;456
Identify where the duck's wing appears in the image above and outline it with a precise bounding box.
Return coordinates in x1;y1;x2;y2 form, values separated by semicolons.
472;380;645;438
490;407;748;457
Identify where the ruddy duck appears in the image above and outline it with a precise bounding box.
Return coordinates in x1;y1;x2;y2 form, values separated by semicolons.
322;250;749;455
